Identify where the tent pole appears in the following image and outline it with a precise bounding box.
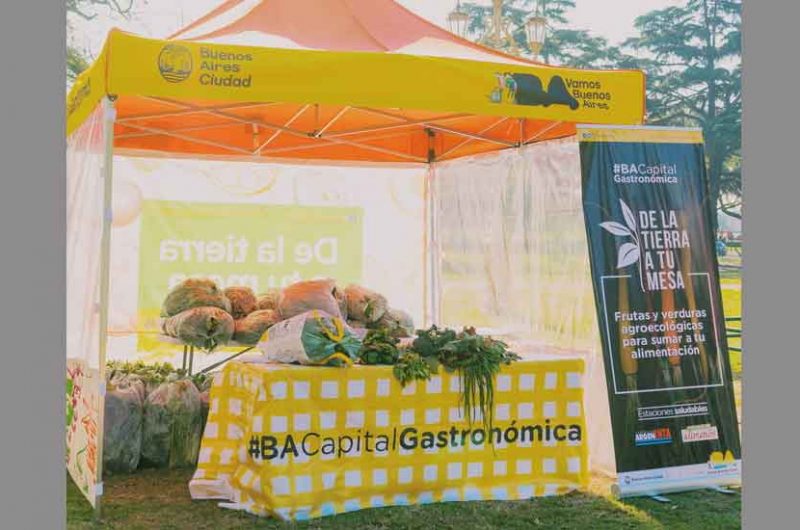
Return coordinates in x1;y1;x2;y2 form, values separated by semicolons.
425;128;440;327
94;96;117;521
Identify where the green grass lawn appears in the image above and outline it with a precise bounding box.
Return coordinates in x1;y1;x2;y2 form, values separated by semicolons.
721;275;742;380
68;470;740;529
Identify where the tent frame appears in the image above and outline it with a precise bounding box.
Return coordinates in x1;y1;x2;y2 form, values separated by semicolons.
113;96;551;163
81;93;578;517
93;96;117;516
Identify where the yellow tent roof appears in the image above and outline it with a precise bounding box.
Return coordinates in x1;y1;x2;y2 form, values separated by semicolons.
67;27;645;163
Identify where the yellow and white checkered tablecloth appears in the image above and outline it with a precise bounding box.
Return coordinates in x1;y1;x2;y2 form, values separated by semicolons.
190;359;588;521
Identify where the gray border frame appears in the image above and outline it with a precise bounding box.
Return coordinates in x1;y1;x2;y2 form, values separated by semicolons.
0;2;67;529
743;0;800;528
0;1;795;528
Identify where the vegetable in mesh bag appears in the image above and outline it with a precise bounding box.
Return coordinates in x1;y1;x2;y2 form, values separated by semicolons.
233;309;281;345
224;286;257;319
141;380;203;469
162;307;234;352
107;372;147;403
373;308;415;338
344;284;388;323
278;279;344;320
161;278;231;317
256;289;281;311
103;383;144;473
258;310;361;366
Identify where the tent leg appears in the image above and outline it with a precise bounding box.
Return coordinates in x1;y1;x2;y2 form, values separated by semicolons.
94;96;117;521
189;346;195;376
182;345;187;372
424;161;441;327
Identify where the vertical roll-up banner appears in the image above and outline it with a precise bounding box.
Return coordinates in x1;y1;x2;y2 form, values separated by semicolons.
578;125;741;497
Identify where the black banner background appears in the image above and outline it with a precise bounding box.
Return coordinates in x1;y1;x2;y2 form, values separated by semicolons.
580;132;741;475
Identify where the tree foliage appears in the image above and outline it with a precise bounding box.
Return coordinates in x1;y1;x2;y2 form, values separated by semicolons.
67;46;91;84
461;1;622;69
624;0;742;220
66;0;137;85
67;0;135;20
458;0;741;220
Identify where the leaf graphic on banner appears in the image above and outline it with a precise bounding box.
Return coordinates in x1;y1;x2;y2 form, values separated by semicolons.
617;242;640;269
600;222;632;237
620;199;637;232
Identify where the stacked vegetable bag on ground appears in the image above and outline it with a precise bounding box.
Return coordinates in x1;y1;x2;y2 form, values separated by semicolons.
103;362;213;474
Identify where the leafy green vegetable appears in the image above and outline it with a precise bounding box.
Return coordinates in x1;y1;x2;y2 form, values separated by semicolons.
393;352;433;387
107;361;179;385
437;327;520;433
406;326;520;434
358;328;400;365
191;372;214;393
411;325;457;358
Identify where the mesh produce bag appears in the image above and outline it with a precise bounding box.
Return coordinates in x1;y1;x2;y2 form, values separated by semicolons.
224;286;257;319
161;307;234;352
344;284;388;323
161;278;231;317
141;380;203;469
375;308;415;338
278;279;344;320
103;382;144;473
258;310;361;366
256;289;281;311
233;309;282;345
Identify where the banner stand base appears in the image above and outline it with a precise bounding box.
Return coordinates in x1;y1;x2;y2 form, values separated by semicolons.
709;486;737;495
648;494;672;503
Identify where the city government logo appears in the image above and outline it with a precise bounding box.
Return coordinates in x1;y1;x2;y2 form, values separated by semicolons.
158;44;193;83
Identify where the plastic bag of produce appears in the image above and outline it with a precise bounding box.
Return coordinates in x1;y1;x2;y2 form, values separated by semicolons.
256;289;281;311
224;286;257;319
376;308;415;338
103;384;144;473
233;309;281;345
278;279;344;320
258;310;362;366
344;284;388;323
161;278;231;317
107;361;176;397
162;307;234;352
107;372;147;402
141;380;203;469
199;390;210;432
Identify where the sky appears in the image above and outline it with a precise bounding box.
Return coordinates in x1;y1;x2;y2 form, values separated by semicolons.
69;0;684;58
